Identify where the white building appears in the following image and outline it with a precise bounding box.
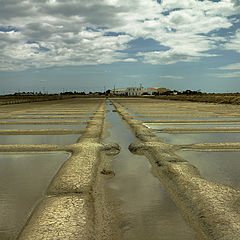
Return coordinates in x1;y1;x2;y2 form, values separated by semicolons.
110;88;127;95
126;86;144;96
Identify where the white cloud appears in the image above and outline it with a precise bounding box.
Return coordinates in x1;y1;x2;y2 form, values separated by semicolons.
224;30;240;53
122;58;138;62
219;62;240;70
211;71;240;78
160;75;183;79
0;0;239;71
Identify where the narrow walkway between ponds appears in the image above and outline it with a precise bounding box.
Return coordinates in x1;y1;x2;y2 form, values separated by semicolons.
104;102;197;240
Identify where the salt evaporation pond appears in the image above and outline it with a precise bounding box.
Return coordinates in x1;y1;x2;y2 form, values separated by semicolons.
177;151;240;189
0;124;87;130
0;118;87;122
0;134;81;145
156;132;240;145
144;123;240;130
0;152;70;240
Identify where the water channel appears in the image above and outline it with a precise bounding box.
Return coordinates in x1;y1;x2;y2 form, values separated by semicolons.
105;102;196;239
0;152;70;240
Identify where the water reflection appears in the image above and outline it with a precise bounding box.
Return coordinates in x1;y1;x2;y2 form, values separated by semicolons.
156;132;240;145
177;151;240;189
0;152;69;240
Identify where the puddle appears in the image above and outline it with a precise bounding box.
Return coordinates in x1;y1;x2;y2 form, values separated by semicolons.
0;124;87;130
0;152;70;240
145;123;240;130
177;151;240;189
156;132;240;145
0;134;81;145
105;103;196;239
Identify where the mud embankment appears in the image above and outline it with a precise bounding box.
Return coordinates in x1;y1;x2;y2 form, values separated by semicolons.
15;101;120;240
0;98;120;240
111;99;240;240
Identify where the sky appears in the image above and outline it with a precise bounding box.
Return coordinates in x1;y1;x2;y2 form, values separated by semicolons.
0;0;240;94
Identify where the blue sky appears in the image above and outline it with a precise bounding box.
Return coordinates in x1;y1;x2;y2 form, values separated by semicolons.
0;0;240;94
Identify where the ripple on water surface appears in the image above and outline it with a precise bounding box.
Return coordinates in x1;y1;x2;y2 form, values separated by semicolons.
0;152;70;240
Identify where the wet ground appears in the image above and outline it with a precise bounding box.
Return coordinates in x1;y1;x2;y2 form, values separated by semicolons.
0;97;240;240
0;98;100;240
111;97;240;239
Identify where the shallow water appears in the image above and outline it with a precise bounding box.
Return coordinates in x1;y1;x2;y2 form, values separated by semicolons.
0;134;81;145
135;117;240;121
177;151;240;189
156;132;240;145
10;114;90;118
0;118;87;122
0;124;87;130
0;152;70;240
144;123;240;129
105;103;196;239
132;112;217;116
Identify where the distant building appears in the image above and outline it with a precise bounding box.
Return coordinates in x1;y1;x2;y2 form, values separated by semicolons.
147;87;171;95
111;85;171;96
147;88;158;95
126;86;144;96
110;88;127;95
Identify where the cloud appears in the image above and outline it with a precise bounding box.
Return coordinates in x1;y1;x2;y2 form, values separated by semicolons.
137;46;218;65
0;0;239;71
224;30;240;53
160;75;183;79
219;62;240;70
122;58;138;62
211;71;240;78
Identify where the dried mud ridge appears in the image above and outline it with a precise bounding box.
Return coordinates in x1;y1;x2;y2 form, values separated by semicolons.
0;97;240;239
110;98;240;240
0;98;120;240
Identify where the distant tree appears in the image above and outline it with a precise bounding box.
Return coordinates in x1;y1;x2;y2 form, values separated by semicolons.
106;89;111;95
